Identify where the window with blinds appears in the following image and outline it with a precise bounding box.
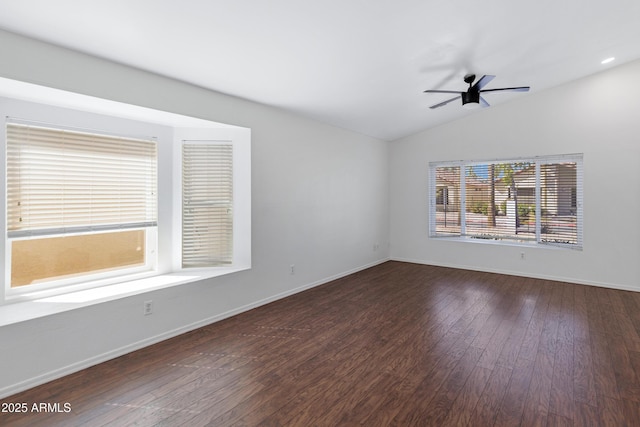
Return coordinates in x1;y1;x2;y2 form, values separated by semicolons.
429;154;583;249
430;165;461;236
6;122;158;288
540;161;581;245
182;142;233;268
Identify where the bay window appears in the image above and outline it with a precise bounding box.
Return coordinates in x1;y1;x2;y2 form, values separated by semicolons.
1;84;251;304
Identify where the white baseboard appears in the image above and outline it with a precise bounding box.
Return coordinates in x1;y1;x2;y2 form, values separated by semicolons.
0;257;390;399
390;256;640;293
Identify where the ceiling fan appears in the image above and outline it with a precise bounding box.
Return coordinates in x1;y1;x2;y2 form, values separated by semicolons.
424;74;530;109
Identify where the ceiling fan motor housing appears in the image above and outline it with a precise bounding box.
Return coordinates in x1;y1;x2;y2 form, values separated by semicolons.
462;90;480;106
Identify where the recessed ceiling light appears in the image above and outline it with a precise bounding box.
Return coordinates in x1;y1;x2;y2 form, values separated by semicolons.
601;57;615;64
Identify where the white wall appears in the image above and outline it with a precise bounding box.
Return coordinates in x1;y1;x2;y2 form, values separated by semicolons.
0;30;389;397
390;59;640;291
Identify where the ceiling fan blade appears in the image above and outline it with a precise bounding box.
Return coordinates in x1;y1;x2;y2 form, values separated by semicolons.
480;96;490;107
472;75;495;91
480;86;530;93
429;96;460;109
424;89;463;94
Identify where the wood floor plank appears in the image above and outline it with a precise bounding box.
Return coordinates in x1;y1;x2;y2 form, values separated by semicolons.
573;402;600;427
470;365;514;426
574;337;597;407
405;345;484;426
621;398;640;426
590;331;622;400
614;304;640;353
573;285;598;407
621;292;640;340
440;364;493;426
519;279;564;427
628;351;640;385
585;286;621;400
546;412;572;427
493;356;535;426
518;280;554;362
599;396;627;426
549;282;576;421
495;279;542;369
605;332;640;402
4;261;640;426
520;344;554;426
476;278;533;370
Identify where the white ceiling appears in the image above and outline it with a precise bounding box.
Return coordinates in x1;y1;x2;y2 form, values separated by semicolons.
0;0;639;141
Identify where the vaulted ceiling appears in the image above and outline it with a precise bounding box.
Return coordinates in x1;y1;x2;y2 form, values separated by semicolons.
1;0;639;141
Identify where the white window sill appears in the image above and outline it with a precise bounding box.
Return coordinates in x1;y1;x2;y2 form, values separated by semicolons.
430;235;581;250
0;266;249;327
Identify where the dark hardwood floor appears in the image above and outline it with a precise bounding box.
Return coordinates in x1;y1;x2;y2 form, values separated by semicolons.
2;261;640;426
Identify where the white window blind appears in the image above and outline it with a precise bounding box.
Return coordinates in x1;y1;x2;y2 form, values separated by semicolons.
540;161;582;246
6;122;157;238
430;165;462;237
182;142;233;268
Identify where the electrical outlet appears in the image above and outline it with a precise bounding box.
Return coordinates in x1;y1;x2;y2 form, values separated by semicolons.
290;264;295;275
520;252;525;260
143;300;153;315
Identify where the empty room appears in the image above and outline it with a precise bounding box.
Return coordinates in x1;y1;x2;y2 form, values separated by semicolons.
1;1;640;426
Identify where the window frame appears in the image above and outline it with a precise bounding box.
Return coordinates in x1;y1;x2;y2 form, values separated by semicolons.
429;154;583;249
4;121;161;294
171;127;251;275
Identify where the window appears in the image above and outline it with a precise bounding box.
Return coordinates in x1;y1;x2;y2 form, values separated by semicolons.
429;154;583;249
433;167;461;237
182;141;233;268
6;121;157;290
